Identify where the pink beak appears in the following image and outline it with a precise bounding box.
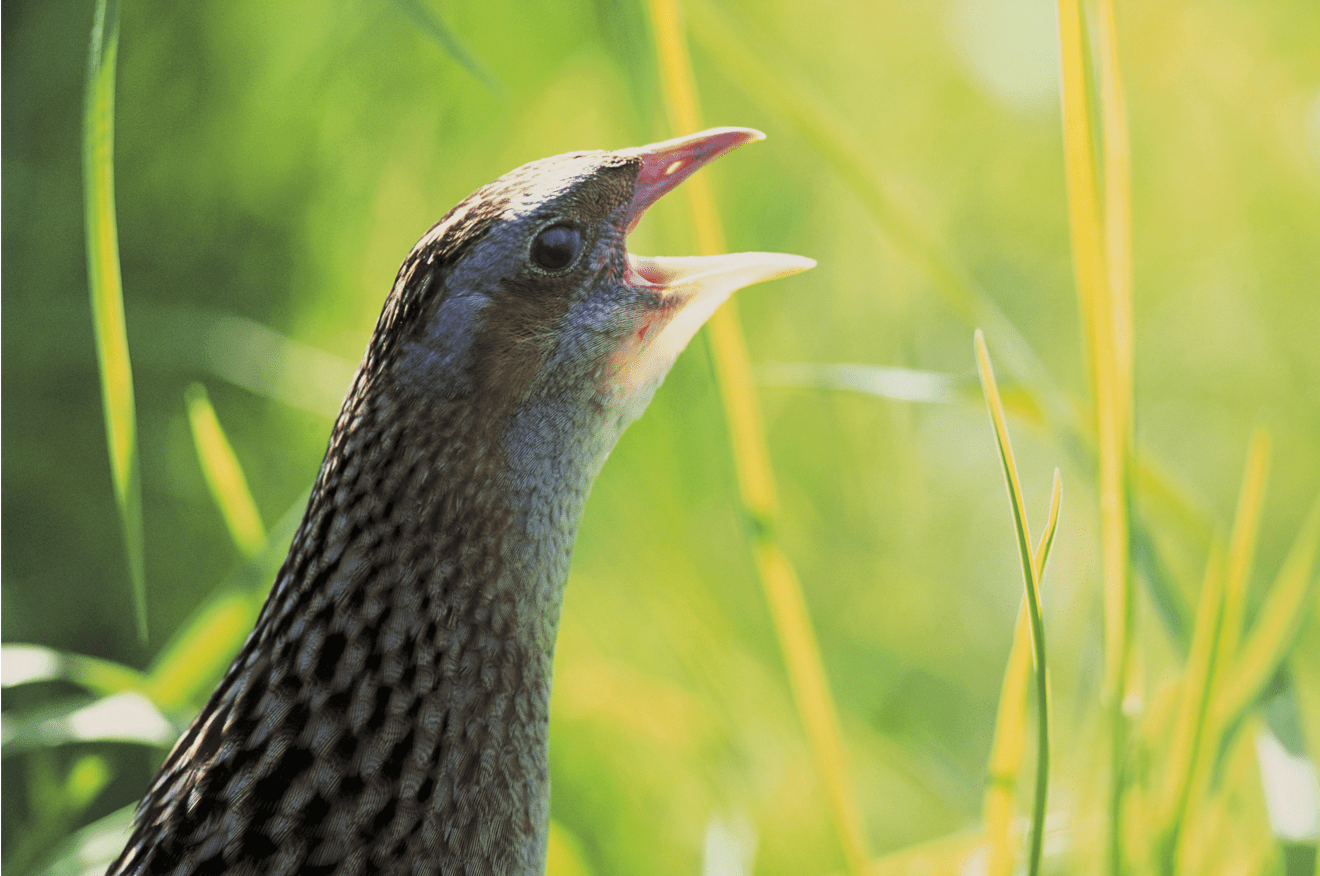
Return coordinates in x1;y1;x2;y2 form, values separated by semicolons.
606;127;816;392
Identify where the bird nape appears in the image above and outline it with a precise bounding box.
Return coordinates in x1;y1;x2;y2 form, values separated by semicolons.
109;127;813;876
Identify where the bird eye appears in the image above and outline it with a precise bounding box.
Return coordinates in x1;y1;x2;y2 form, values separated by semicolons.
530;224;582;272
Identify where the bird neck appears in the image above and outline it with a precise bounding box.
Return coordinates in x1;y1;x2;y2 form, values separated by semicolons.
246;370;618;872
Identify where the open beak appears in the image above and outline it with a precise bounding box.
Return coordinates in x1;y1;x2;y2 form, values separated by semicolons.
611;127;815;390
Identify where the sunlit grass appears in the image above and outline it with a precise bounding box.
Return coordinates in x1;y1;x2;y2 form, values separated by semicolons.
82;0;145;639
684;0;1070;422
643;2;869;874
185;383;266;557
1153;542;1225;868
1216;493;1320;726
1055;0;1134;869
976;331;1060;876
6;1;1319;874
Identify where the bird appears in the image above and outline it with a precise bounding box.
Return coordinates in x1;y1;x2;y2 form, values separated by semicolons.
107;127;813;876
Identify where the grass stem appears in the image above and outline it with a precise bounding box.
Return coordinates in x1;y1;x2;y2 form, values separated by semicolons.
643;2;869;873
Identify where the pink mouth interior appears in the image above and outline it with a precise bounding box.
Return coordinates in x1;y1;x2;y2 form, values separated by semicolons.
625;254;681;290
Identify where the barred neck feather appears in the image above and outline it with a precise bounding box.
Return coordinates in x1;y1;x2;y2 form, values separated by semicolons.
110;328;608;876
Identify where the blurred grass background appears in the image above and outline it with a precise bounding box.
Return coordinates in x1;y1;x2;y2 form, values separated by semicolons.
3;0;1320;873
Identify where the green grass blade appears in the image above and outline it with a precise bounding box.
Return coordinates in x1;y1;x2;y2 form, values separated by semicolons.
186;384;267;557
983;473;1060;876
1215;492;1320;728
83;0;146;639
975;331;1054;876
1035;471;1063;580
389;0;503;94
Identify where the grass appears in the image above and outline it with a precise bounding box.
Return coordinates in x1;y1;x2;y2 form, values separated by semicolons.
82;0;145;640
976;330;1061;876
4;0;1318;874
645;1;870;873
185;383;266;557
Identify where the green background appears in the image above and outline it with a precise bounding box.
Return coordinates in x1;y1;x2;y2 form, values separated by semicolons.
4;0;1319;872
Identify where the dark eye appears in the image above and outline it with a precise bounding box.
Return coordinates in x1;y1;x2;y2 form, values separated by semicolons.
530;224;582;272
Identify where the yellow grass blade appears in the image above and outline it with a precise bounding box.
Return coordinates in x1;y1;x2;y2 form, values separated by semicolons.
1154;543;1226;852
143;590;263;711
186;384;267;557
1215;492;1320;727
975;331;1056;876
1058;0;1132;706
1097;0;1134;385
1056;2;1134;870
643;2;868;873
83;0;146;639
1218;429;1272;663
983;599;1034;876
1166;435;1277;870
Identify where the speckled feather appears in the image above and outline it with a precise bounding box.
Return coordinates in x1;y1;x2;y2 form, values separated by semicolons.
108;149;656;876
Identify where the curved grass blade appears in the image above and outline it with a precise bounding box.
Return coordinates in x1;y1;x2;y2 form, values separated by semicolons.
1215;492;1320;727
1154;434;1275;868
1153;543;1227;864
983;475;1061;876
975;331;1055;876
2;692;175;753
389;0;503;95
83;0;146;639
186;383;266;557
1218;428;1271;664
643;2;868;874
0;644;143;696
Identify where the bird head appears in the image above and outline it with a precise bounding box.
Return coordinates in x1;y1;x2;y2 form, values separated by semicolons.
368;128;813;454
